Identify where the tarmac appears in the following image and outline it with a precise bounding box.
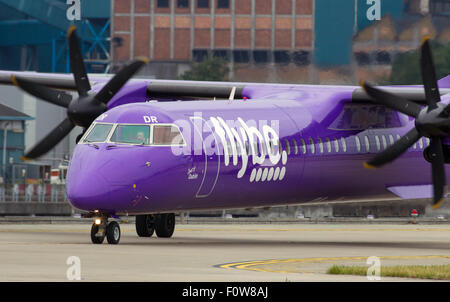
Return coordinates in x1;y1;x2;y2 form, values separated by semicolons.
0;220;450;282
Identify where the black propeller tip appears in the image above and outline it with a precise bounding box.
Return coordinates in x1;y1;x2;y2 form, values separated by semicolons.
363;162;377;169
432;198;445;210
11;75;19;87
359;80;366;88
67;25;77;38
136;56;149;65
421;35;431;46
20;156;32;162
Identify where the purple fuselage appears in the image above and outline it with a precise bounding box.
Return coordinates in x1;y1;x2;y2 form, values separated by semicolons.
65;81;449;216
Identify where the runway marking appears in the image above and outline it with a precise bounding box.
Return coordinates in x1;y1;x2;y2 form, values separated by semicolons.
220;255;450;274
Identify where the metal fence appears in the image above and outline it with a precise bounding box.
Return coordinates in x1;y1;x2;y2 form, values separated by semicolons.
0;184;68;203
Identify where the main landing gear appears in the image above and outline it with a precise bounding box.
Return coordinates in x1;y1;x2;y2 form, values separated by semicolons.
136;213;175;239
90;216;121;245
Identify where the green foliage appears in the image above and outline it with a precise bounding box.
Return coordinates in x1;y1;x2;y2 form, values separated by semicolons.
328;264;450;280
389;42;450;85
179;57;229;81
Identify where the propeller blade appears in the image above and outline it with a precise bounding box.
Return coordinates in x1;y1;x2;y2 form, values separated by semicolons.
22;118;75;160
11;75;72;108
361;81;422;118
67;26;91;97
364;127;422;168
420;37;441;111
429;137;446;209
94;58;148;104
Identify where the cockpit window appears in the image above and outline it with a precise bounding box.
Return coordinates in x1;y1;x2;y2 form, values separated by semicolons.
83;123;113;143
152;125;185;145
110;125;151;145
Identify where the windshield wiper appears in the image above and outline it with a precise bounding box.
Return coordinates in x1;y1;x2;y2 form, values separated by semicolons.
86;143;99;149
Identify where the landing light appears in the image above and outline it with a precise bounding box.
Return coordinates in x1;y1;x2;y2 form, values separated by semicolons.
94;218;102;225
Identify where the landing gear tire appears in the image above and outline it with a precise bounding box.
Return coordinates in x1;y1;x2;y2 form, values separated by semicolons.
155;213;175;238
136;214;155;237
106;221;121;244
91;223;105;244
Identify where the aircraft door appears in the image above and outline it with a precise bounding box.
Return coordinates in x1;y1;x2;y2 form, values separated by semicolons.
189;116;220;198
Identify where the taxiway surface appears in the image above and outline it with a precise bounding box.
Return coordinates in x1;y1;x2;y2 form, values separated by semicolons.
0;223;449;281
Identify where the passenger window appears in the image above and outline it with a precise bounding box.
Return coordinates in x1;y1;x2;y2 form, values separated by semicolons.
292;139;298;155
300;138;307;154
285;139;291;155
318;138;324;153
235;139;242;156
110;124;151;145
364;136;370;152
419;138;424;149
267;140;273;155
389;135;394;145
341;137;347;152
396;134;401;141
261;141;267;156
325;138;332;153
254;142;259;156
425;138;430;146
333;138;339;153
382;135;387;149
375;136;381;151
355;136;361;153
152;125;184;145
309;138;315;154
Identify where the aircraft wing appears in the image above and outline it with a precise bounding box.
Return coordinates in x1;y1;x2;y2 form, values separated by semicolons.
352;86;450;103
1;70;449;102
0;70;114;90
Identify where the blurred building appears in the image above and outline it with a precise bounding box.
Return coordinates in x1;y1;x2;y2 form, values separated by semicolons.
353;0;450;82
112;0;314;82
112;0;444;84
0;103;32;183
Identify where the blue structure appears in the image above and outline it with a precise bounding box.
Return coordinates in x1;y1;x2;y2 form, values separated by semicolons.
0;0;110;73
314;0;406;67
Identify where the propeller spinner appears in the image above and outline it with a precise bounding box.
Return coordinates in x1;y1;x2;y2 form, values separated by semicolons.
12;26;148;160
361;37;449;209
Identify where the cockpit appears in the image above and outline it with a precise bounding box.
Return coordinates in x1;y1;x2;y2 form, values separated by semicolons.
80;122;186;146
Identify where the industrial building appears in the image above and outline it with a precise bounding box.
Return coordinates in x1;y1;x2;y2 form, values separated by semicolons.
0;103;32;183
112;0;449;83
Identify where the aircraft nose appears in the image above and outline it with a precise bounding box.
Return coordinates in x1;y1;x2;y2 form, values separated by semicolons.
66;173;111;212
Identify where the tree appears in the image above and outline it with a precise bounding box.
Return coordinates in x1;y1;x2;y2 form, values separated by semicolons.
179;57;229;81
389;42;450;85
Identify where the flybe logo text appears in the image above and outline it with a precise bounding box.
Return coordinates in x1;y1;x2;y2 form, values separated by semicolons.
208;117;287;181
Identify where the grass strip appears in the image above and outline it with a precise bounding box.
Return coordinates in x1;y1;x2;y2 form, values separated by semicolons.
327;264;450;280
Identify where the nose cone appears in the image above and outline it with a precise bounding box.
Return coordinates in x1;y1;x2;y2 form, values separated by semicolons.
66;146;112;212
66;173;111;212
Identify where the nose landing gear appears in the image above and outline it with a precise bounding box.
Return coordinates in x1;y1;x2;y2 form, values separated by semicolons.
90;215;121;245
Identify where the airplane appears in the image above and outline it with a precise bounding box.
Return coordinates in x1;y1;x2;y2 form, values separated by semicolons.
0;26;449;245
